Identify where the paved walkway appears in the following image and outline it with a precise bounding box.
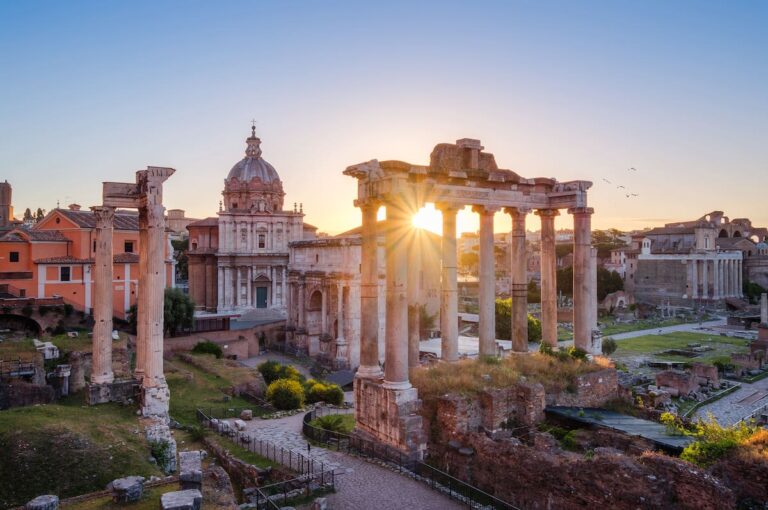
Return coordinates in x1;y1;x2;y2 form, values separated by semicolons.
227;411;462;509
694;376;768;425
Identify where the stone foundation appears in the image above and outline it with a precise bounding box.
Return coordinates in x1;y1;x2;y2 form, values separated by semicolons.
353;376;426;460
145;416;177;474
546;368;619;407
141;381;170;418
86;379;139;405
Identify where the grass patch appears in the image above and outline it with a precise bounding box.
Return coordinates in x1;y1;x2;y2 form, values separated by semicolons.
411;353;611;403
0;393;161;508
612;332;748;364
166;356;260;426
63;483;177;510
0;337;37;360
309;414;355;434
207;434;277;469
600;317;696;336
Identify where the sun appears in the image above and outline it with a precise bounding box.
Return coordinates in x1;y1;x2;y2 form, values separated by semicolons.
412;204;443;235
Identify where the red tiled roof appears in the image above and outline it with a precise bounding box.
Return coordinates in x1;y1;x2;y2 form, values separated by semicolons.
187;217;219;227
114;253;140;263
35;256;93;264
54;208;140;230
0;229;69;243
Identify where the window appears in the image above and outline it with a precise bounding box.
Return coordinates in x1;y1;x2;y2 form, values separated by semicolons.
93;240;96;252
60;266;71;282
9;251;19;262
124;241;134;253
258;234;266;249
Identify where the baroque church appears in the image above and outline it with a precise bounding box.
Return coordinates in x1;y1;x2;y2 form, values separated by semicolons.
187;127;317;316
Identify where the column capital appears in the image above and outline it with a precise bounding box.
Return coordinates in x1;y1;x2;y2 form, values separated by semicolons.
91;206;116;228
354;198;382;211
435;202;463;214
535;208;560;218
567;206;594;216
471;205;500;216
503;206;531;217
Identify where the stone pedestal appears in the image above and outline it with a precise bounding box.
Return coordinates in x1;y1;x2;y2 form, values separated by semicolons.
161;489;202;510
145;416;178;474
353;376;426;460
141;381;171;419
111;476;145;503
86;379;139;405
26;495;58;510
179;451;204;491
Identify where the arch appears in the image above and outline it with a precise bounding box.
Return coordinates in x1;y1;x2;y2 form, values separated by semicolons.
308;290;323;311
718;229;728;238
0;314;42;337
733;231;742;238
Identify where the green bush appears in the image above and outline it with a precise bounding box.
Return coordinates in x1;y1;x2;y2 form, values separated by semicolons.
306;382;344;405
567;346;589;361
601;338;617;356
258;360;303;385
672;413;758;467
266;378;305;410
191;341;223;359
314;414;354;434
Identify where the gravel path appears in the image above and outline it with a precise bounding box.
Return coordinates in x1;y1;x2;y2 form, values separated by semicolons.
694;376;768;425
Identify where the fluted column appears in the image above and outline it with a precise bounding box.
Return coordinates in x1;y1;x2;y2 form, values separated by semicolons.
336;282;347;363
701;259;709;300
570;207;595;352
537;209;559;347
357;201;382;379
383;202;411;390
407;236;421;368
438;204;461;362
321;285;328;335
298;280;306;330
473;205;498;356
135;207;148;380
690;259;699;299
506;207;529;352
281;267;287;307
91;206;115;385
217;266;224;311
271;267;277;306
140;203;167;389
738;259;743;297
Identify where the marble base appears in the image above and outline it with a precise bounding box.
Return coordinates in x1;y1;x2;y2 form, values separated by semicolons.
86;379;139;405
141;380;170;419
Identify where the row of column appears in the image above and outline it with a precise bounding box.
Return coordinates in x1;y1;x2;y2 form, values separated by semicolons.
216;265;287;309
218;218;286;253
355;200;597;391
688;258;743;300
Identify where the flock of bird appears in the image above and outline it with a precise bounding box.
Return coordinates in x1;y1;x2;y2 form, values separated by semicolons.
602;167;640;198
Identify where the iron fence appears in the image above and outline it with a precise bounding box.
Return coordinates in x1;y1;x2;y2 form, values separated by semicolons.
303;408;519;510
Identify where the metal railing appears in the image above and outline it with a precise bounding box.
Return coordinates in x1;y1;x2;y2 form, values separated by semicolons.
249;471;335;510
303;408;519;510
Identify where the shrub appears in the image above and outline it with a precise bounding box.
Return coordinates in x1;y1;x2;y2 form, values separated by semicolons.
567;346;588;361
314;414;354;434
601;338;617;356
191;341;223;359
306;382;344;405
266;378;305;410
675;413;758;467
258;360;302;385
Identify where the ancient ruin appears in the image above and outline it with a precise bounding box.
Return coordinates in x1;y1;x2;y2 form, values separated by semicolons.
344;139;597;457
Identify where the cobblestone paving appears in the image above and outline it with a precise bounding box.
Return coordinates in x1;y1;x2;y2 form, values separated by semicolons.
694;376;768;425
231;412;462;509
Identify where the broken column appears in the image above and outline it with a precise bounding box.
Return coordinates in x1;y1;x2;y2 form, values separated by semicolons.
111;476;145;503
91;205;115;385
179;451;204;491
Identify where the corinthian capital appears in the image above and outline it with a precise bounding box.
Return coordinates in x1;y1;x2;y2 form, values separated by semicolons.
91;206;115;229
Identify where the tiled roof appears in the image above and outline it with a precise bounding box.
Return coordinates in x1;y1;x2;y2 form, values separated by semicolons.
114;253;140;263
0;229;69;243
55;208;140;230
187;217;219;227
35;256;92;264
644;226;696;235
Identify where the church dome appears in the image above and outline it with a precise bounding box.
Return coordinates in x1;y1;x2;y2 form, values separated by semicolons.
226;128;280;184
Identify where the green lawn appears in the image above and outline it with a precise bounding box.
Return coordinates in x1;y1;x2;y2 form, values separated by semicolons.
208;434;277;469
0;394;162;509
600;317;689;336
309;413;356;434
611;332;748;364
63;483;177;510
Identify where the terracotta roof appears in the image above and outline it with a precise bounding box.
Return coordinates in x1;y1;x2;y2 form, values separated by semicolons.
54;208;140;230
303;222;318;231
0;229;69;243
187;217;219;227
644;226;696;236
114;253;140;263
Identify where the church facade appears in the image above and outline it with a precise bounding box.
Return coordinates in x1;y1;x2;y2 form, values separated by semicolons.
187;128;316;316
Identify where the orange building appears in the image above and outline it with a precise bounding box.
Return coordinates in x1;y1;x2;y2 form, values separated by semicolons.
0;205;174;319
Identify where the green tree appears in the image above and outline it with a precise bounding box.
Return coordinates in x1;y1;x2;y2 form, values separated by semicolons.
23;208;33;221
35;208;45;221
494;298;542;343
556;266;573;296
597;268;624;300
527;280;541;303
459;251;479;273
163;288;194;336
171;239;189;281
743;279;766;305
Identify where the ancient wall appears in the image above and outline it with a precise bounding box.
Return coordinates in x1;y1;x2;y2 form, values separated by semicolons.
635;259;691;306
164;320;285;359
0;380;54;409
545;368;619;407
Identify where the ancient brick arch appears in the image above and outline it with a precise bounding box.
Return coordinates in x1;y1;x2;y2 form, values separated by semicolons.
0;314;42;336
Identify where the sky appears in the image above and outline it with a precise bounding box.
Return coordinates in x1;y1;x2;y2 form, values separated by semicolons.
1;1;766;236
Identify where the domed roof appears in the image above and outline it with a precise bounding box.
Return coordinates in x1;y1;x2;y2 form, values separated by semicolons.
226;128;280;184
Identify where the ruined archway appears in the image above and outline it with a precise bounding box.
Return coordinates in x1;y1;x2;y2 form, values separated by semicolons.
0;314;42;337
718;229;728;238
733;231;742;238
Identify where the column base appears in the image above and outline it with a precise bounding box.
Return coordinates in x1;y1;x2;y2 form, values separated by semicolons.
91;373;115;385
356;364;384;379
353;377;426;460
141;380;170;420
86;379;139;406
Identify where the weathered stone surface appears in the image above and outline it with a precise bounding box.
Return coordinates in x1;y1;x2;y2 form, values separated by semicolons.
25;495;58;510
655;370;698;397
233;419;247;431
145;417;178;473
240;409;253;421
160;489;202;510
546;368;618;407
311;497;329;510
110;475;145;503
202;465;238;510
86;379;138;405
179;451;203;491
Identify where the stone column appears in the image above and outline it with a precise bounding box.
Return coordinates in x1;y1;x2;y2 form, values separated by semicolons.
407;237;421;369
235;267;242;307
271;267;277;306
438;204;460;362
701;259;709;300
537;209;559;347
298;280;306;330
506;207;529;352
140;204;166;389
321;285;328;335
570;207;596;352
383;203;410;390
761;293;767;325
336;282;347;363
135;207;148;380
281;267;287;307
473;205;498;356
690;259;699;299
738;259;743;297
217;266;224;311
91;206;115;385
358;201;382;379
246;267;252;307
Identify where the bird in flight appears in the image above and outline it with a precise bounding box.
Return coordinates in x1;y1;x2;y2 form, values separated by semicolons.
617;185;626;189
602;178;612;184
626;194;631;198
631;193;639;197
629;167;637;171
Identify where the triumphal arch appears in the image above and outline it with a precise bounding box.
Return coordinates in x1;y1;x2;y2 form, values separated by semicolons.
344;139;597;458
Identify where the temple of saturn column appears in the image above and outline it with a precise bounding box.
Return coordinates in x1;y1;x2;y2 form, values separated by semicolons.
345;139;597;457
87;167;175;419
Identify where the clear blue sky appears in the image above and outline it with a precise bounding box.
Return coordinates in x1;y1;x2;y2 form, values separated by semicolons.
1;1;766;234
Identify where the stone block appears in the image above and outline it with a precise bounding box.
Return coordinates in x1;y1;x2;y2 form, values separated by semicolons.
311;497;329;510
26;495;58;510
179;451;203;491
240;409;253;421
110;475;145;503
233;419;247;431
161;489;202;510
